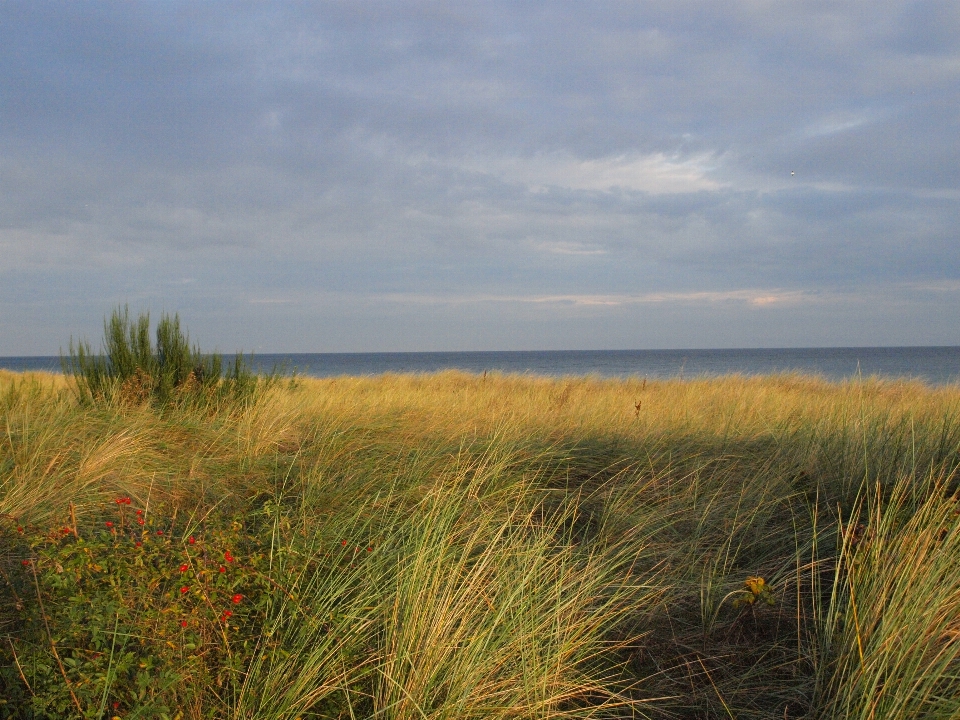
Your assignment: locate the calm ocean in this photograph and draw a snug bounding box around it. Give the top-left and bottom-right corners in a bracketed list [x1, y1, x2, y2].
[3, 347, 960, 385]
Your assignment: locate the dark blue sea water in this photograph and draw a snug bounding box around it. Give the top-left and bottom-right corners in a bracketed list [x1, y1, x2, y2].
[3, 347, 960, 385]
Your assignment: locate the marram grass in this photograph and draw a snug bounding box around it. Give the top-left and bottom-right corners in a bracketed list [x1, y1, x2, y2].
[1, 369, 960, 718]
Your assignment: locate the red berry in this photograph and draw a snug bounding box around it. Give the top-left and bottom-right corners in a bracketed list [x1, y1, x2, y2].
[137, 518, 145, 525]
[180, 620, 188, 627]
[105, 521, 114, 528]
[341, 540, 347, 546]
[21, 560, 30, 566]
[157, 530, 163, 535]
[135, 509, 143, 515]
[232, 593, 242, 604]
[180, 586, 189, 594]
[135, 541, 142, 547]
[188, 536, 196, 544]
[218, 565, 226, 573]
[179, 564, 189, 573]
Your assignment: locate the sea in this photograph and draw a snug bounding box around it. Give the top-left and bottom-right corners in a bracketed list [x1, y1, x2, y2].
[3, 347, 960, 385]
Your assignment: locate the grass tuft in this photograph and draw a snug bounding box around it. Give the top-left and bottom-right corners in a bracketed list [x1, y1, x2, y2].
[61, 306, 259, 409]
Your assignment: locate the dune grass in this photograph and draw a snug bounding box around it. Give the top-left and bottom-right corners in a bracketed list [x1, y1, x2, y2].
[2, 368, 960, 718]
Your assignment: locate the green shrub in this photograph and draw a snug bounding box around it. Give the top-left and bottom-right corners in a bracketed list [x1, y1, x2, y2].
[62, 307, 257, 407]
[0, 499, 374, 719]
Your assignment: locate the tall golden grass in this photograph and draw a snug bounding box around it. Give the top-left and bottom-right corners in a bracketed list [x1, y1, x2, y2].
[2, 368, 960, 718]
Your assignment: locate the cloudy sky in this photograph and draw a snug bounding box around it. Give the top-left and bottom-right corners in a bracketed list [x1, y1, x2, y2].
[2, 1, 959, 354]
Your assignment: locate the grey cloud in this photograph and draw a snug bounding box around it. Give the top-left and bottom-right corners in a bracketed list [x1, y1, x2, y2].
[1, 1, 958, 353]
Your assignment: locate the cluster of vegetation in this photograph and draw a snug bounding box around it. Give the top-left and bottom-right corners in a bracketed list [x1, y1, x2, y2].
[62, 307, 258, 408]
[2, 320, 960, 718]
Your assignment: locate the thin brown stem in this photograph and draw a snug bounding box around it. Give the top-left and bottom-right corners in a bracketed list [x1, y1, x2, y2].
[31, 564, 84, 716]
[6, 637, 33, 696]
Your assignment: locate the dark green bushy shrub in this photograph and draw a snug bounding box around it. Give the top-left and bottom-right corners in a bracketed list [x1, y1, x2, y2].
[62, 307, 257, 407]
[0, 504, 283, 718]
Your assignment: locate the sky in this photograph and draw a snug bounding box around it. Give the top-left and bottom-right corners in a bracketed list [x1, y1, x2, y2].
[2, 1, 959, 354]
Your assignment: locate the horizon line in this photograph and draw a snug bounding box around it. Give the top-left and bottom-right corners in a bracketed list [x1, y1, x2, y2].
[3, 344, 960, 359]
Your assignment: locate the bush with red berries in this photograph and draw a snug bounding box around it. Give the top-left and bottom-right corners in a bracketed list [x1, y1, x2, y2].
[0, 499, 287, 718]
